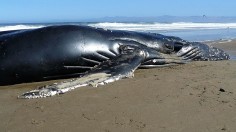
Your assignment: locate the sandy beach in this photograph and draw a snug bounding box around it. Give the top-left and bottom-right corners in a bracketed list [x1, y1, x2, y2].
[0, 40, 236, 132]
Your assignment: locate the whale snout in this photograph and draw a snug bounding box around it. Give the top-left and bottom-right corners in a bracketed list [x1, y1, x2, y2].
[176, 42, 230, 61]
[206, 46, 230, 60]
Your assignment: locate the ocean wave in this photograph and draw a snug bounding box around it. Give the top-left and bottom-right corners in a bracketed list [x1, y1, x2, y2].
[0, 25, 44, 32]
[1, 22, 236, 32]
[88, 22, 236, 31]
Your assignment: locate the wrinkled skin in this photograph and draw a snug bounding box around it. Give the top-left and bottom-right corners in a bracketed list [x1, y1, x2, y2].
[139, 35, 230, 68]
[154, 35, 229, 61]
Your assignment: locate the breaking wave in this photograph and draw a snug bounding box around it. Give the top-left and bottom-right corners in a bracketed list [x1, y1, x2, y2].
[1, 22, 236, 32]
[0, 25, 44, 32]
[88, 22, 236, 31]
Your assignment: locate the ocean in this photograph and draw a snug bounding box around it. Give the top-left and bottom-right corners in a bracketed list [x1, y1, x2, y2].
[1, 22, 236, 42]
[1, 22, 236, 59]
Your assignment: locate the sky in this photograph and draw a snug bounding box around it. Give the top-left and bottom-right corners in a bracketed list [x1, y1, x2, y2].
[1, 0, 236, 23]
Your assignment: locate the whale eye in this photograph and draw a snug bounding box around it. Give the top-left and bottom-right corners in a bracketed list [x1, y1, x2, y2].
[164, 43, 174, 50]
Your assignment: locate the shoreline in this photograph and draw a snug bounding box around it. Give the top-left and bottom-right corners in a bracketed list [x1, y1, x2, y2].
[0, 40, 236, 132]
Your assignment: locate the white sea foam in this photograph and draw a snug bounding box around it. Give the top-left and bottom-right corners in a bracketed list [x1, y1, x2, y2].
[1, 22, 236, 32]
[88, 22, 236, 31]
[0, 25, 44, 32]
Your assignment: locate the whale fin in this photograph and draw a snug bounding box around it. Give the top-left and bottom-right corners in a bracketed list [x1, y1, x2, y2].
[18, 45, 146, 99]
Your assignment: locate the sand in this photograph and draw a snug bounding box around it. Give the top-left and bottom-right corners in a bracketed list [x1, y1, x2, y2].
[0, 40, 236, 132]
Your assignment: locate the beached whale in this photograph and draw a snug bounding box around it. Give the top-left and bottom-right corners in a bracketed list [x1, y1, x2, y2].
[0, 25, 230, 98]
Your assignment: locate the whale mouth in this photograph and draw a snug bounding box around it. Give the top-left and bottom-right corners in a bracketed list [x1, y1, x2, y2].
[140, 42, 230, 68]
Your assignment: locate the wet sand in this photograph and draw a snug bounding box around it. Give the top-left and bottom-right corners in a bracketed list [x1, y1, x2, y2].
[0, 40, 236, 132]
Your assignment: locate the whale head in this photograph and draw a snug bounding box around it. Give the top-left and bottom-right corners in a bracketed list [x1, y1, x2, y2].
[140, 36, 230, 68]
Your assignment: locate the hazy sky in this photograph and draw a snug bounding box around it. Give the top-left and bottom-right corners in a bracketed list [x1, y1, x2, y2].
[1, 0, 236, 23]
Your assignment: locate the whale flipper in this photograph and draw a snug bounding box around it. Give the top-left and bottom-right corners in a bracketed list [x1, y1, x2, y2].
[19, 45, 146, 99]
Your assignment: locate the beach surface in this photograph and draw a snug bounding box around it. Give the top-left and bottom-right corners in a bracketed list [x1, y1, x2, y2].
[0, 40, 236, 132]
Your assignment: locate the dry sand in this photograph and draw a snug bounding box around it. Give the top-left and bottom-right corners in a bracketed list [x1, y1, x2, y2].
[0, 41, 236, 132]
